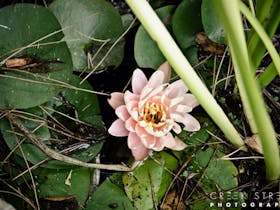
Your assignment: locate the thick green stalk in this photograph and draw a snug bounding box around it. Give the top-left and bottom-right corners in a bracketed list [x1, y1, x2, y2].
[213, 0, 280, 180]
[239, 1, 280, 76]
[125, 0, 245, 149]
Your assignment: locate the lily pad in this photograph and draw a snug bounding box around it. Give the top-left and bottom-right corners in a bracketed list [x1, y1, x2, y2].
[201, 0, 226, 43]
[172, 0, 203, 49]
[49, 0, 124, 71]
[0, 74, 105, 169]
[123, 152, 178, 210]
[134, 5, 176, 69]
[0, 4, 73, 109]
[188, 147, 242, 210]
[37, 167, 92, 209]
[86, 173, 134, 210]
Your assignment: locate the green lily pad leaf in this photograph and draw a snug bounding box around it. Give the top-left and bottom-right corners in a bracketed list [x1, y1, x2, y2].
[61, 74, 101, 122]
[188, 147, 242, 209]
[0, 108, 51, 165]
[172, 0, 203, 49]
[37, 167, 92, 209]
[121, 13, 134, 30]
[201, 0, 226, 43]
[0, 74, 104, 169]
[134, 5, 176, 69]
[0, 4, 73, 109]
[123, 152, 178, 210]
[86, 173, 134, 210]
[49, 0, 124, 71]
[182, 46, 199, 66]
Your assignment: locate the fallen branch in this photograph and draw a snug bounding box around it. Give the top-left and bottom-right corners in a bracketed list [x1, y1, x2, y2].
[8, 114, 132, 171]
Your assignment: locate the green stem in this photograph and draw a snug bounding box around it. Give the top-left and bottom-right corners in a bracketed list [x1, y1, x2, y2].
[248, 0, 280, 68]
[239, 1, 280, 76]
[258, 63, 278, 89]
[125, 0, 245, 150]
[255, 0, 273, 23]
[213, 0, 280, 180]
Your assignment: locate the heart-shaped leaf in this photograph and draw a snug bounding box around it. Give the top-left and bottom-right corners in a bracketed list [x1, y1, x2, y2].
[201, 0, 226, 43]
[49, 0, 124, 71]
[134, 5, 176, 69]
[0, 4, 73, 109]
[172, 0, 203, 49]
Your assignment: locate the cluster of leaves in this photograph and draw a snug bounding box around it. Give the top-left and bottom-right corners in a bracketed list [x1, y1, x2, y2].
[1, 0, 278, 209]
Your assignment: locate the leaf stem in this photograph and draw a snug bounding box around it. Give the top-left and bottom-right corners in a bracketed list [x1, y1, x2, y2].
[213, 0, 280, 180]
[125, 0, 245, 150]
[239, 1, 280, 76]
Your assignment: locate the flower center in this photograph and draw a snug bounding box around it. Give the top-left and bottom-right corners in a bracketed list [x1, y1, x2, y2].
[142, 102, 165, 125]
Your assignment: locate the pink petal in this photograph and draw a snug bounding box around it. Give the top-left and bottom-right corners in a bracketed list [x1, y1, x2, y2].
[157, 61, 171, 83]
[128, 132, 150, 160]
[174, 104, 191, 113]
[147, 70, 165, 89]
[166, 80, 188, 98]
[151, 137, 165, 151]
[169, 96, 184, 107]
[163, 133, 187, 150]
[115, 105, 130, 121]
[139, 85, 165, 107]
[132, 69, 148, 94]
[141, 135, 157, 149]
[172, 123, 182, 134]
[169, 137, 187, 151]
[108, 119, 129, 137]
[131, 146, 150, 161]
[125, 117, 137, 132]
[161, 132, 176, 149]
[135, 125, 156, 149]
[127, 132, 142, 149]
[181, 113, 201, 131]
[124, 91, 139, 104]
[126, 101, 138, 120]
[182, 93, 199, 110]
[108, 92, 124, 109]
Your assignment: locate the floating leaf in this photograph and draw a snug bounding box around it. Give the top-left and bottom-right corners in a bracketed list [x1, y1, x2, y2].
[134, 5, 176, 69]
[172, 0, 203, 49]
[0, 4, 73, 109]
[50, 0, 124, 71]
[86, 173, 134, 210]
[0, 107, 51, 166]
[123, 152, 178, 210]
[0, 75, 104, 169]
[201, 0, 226, 43]
[37, 167, 92, 209]
[187, 147, 242, 210]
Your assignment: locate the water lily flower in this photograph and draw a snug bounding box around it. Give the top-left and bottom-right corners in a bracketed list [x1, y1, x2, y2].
[108, 62, 200, 160]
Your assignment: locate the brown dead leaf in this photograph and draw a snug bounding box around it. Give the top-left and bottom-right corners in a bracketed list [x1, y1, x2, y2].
[195, 32, 226, 55]
[245, 134, 263, 154]
[5, 57, 32, 68]
[161, 190, 186, 210]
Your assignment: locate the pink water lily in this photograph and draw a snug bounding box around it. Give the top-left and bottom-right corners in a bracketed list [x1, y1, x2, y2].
[108, 62, 200, 160]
